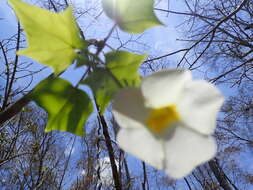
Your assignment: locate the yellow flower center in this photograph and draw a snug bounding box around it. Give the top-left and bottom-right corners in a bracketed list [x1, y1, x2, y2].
[146, 105, 180, 134]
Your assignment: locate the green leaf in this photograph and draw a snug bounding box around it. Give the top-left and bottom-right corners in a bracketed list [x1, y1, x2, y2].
[106, 51, 148, 87]
[82, 69, 119, 113]
[28, 77, 93, 136]
[82, 51, 147, 112]
[9, 0, 86, 74]
[102, 0, 162, 33]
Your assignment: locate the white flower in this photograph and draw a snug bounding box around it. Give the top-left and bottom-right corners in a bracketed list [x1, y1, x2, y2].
[112, 69, 224, 178]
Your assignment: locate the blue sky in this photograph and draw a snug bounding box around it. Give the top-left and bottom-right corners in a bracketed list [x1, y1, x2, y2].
[0, 0, 188, 87]
[0, 0, 209, 188]
[2, 0, 250, 189]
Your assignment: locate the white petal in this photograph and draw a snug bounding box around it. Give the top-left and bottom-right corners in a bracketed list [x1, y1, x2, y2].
[141, 69, 192, 108]
[164, 126, 216, 178]
[117, 128, 164, 169]
[112, 88, 151, 129]
[177, 80, 224, 135]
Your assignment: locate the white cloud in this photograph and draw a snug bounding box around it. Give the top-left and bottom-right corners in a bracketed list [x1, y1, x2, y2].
[96, 157, 119, 187]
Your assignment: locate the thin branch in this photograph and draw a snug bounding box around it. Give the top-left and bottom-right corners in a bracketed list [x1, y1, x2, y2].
[210, 57, 253, 83]
[184, 177, 193, 190]
[2, 22, 21, 109]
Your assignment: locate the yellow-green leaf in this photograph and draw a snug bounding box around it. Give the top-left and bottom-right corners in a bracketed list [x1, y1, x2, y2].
[102, 0, 162, 33]
[82, 68, 119, 113]
[9, 0, 86, 74]
[106, 51, 148, 87]
[82, 51, 147, 112]
[28, 77, 93, 136]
